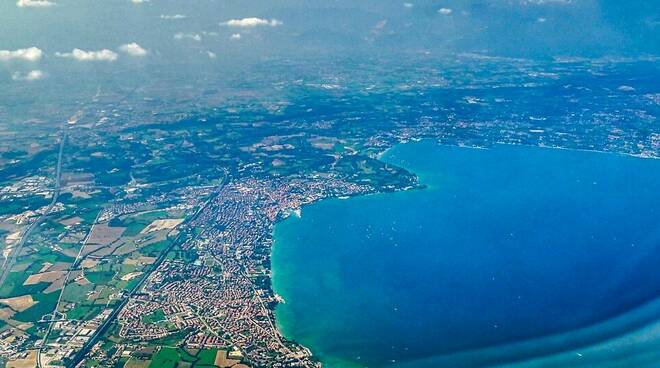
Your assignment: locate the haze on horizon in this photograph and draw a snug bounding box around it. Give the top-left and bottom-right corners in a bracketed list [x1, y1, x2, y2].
[1, 0, 658, 80]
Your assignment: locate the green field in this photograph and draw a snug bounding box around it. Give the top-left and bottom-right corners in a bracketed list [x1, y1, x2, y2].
[85, 270, 116, 284]
[13, 291, 59, 323]
[196, 349, 218, 366]
[145, 347, 220, 368]
[112, 210, 169, 237]
[147, 346, 202, 368]
[142, 309, 166, 324]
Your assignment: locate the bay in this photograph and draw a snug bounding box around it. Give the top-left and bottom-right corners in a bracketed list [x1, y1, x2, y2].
[272, 141, 660, 367]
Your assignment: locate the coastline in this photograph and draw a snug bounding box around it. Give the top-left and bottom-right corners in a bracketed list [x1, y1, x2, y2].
[269, 141, 424, 367]
[268, 140, 660, 368]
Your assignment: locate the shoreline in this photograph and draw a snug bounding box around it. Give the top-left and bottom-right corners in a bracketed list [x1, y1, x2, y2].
[267, 140, 660, 368]
[268, 141, 423, 367]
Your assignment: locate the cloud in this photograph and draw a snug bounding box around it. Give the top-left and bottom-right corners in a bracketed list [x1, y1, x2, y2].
[438, 8, 453, 15]
[160, 14, 186, 20]
[0, 47, 43, 62]
[119, 42, 147, 56]
[206, 51, 216, 59]
[220, 17, 282, 27]
[16, 0, 55, 7]
[11, 70, 45, 81]
[403, 3, 414, 8]
[174, 33, 202, 41]
[131, 0, 149, 3]
[55, 49, 118, 61]
[230, 33, 241, 40]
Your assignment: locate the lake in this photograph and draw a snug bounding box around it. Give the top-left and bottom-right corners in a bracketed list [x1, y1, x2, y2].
[272, 141, 660, 367]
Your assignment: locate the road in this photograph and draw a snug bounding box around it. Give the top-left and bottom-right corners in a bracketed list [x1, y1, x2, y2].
[38, 211, 102, 368]
[0, 130, 66, 288]
[66, 169, 228, 367]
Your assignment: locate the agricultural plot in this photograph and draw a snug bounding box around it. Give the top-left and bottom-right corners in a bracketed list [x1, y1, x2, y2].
[130, 347, 232, 368]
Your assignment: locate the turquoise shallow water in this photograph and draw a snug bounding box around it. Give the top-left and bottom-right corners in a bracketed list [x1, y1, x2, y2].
[272, 142, 660, 368]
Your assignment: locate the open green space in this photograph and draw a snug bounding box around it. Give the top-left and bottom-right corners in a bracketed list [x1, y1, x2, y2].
[142, 309, 166, 324]
[148, 347, 181, 368]
[196, 349, 218, 366]
[13, 291, 59, 323]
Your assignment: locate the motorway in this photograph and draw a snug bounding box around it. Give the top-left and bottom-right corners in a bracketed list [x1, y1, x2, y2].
[0, 131, 66, 288]
[66, 169, 228, 367]
[37, 211, 102, 368]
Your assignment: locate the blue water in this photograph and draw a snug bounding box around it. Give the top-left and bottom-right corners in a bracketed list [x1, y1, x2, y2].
[272, 142, 660, 367]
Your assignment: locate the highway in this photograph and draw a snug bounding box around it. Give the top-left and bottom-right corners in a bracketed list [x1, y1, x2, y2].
[66, 169, 228, 367]
[0, 130, 66, 288]
[38, 211, 102, 368]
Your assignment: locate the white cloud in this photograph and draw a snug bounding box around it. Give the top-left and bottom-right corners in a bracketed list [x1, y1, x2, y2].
[174, 33, 202, 41]
[403, 3, 414, 8]
[230, 33, 241, 40]
[206, 51, 216, 59]
[11, 70, 45, 81]
[131, 0, 149, 3]
[16, 0, 55, 7]
[119, 42, 147, 56]
[438, 8, 453, 15]
[160, 14, 186, 20]
[55, 49, 118, 62]
[0, 47, 43, 62]
[220, 18, 282, 27]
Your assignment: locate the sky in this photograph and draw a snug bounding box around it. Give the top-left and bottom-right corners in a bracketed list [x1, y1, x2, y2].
[1, 0, 658, 59]
[0, 0, 658, 124]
